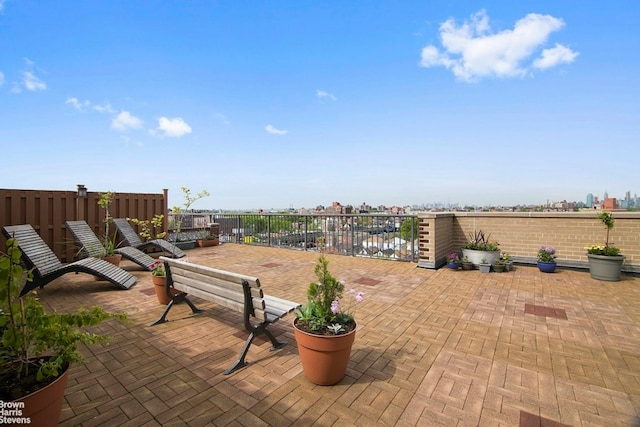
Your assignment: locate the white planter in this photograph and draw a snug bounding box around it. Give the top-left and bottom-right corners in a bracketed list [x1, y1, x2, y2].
[462, 249, 500, 267]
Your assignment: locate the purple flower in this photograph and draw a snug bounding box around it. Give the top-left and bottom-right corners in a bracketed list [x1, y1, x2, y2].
[356, 292, 364, 303]
[331, 299, 340, 314]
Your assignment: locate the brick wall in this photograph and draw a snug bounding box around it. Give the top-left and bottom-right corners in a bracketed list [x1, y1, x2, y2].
[419, 211, 640, 273]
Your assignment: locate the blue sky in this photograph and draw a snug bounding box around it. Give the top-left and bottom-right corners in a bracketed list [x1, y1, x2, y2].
[1, 1, 638, 210]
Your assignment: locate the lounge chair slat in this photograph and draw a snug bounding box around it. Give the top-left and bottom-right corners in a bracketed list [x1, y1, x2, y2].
[112, 218, 186, 258]
[3, 224, 137, 296]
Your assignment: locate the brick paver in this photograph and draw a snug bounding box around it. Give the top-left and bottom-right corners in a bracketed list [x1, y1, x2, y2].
[35, 244, 640, 426]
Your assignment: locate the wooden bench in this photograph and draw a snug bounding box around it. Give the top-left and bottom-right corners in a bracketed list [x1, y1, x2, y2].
[150, 256, 300, 375]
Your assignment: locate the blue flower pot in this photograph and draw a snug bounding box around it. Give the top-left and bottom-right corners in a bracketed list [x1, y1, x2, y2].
[447, 261, 460, 270]
[537, 261, 556, 273]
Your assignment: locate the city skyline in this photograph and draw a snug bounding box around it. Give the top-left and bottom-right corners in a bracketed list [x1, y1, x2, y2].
[1, 1, 638, 210]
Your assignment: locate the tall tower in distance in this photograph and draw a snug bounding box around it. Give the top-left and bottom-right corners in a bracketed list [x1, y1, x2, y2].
[604, 190, 609, 199]
[586, 193, 594, 208]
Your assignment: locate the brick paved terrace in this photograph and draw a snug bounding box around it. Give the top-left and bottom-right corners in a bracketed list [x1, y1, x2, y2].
[38, 244, 640, 426]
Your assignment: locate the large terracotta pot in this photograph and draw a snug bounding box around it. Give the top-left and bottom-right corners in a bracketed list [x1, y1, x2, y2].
[102, 254, 122, 266]
[152, 275, 170, 304]
[13, 362, 69, 427]
[587, 254, 625, 281]
[293, 320, 356, 386]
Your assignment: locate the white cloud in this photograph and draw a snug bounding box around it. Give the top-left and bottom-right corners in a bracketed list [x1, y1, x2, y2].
[93, 103, 116, 114]
[111, 111, 143, 131]
[65, 97, 90, 111]
[420, 10, 578, 81]
[265, 124, 288, 135]
[156, 117, 192, 137]
[316, 90, 337, 101]
[533, 43, 579, 69]
[0, 0, 5, 13]
[214, 113, 230, 125]
[23, 70, 46, 91]
[0, 71, 4, 86]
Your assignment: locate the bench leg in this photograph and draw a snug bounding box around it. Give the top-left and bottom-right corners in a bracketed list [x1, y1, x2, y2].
[263, 328, 287, 351]
[149, 294, 204, 327]
[224, 325, 288, 375]
[224, 332, 255, 375]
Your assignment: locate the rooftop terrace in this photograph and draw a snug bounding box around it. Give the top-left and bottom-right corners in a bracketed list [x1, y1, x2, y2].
[42, 244, 640, 426]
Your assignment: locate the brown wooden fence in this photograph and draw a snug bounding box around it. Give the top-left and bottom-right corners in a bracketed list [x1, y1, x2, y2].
[0, 187, 167, 262]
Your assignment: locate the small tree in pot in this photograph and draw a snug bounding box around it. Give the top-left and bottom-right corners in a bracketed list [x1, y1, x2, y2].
[293, 256, 364, 385]
[0, 237, 127, 425]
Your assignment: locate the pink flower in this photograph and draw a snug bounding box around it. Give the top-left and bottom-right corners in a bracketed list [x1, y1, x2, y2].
[331, 299, 340, 314]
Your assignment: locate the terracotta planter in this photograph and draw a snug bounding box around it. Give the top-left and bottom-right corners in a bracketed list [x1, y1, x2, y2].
[13, 362, 69, 427]
[151, 275, 178, 304]
[293, 320, 356, 386]
[587, 254, 625, 281]
[197, 239, 219, 247]
[102, 254, 122, 266]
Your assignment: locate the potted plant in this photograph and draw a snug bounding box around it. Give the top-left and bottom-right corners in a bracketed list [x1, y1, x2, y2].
[128, 214, 167, 242]
[96, 191, 121, 266]
[171, 187, 210, 250]
[149, 260, 178, 305]
[462, 230, 500, 267]
[478, 258, 491, 273]
[293, 256, 364, 385]
[445, 252, 461, 270]
[585, 211, 625, 281]
[537, 246, 557, 273]
[195, 230, 219, 248]
[492, 257, 506, 273]
[0, 238, 126, 426]
[500, 252, 513, 271]
[461, 256, 474, 270]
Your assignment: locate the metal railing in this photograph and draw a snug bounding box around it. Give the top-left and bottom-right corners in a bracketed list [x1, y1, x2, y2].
[168, 212, 419, 262]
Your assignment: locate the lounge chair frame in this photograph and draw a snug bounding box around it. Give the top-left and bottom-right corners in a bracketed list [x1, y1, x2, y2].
[112, 218, 185, 258]
[3, 224, 137, 296]
[65, 220, 156, 271]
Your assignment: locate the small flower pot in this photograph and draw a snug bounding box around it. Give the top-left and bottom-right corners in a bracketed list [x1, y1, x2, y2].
[537, 261, 557, 273]
[479, 263, 491, 273]
[461, 262, 474, 271]
[446, 261, 460, 270]
[492, 264, 505, 273]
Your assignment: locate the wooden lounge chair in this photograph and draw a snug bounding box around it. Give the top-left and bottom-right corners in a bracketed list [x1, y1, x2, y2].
[65, 220, 156, 271]
[112, 218, 185, 258]
[3, 224, 137, 296]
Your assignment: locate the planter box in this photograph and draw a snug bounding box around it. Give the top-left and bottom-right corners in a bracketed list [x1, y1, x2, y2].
[197, 239, 219, 247]
[462, 249, 500, 267]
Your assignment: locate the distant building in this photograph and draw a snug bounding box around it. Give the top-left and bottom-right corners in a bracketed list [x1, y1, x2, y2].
[603, 198, 618, 210]
[325, 201, 352, 215]
[586, 193, 594, 208]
